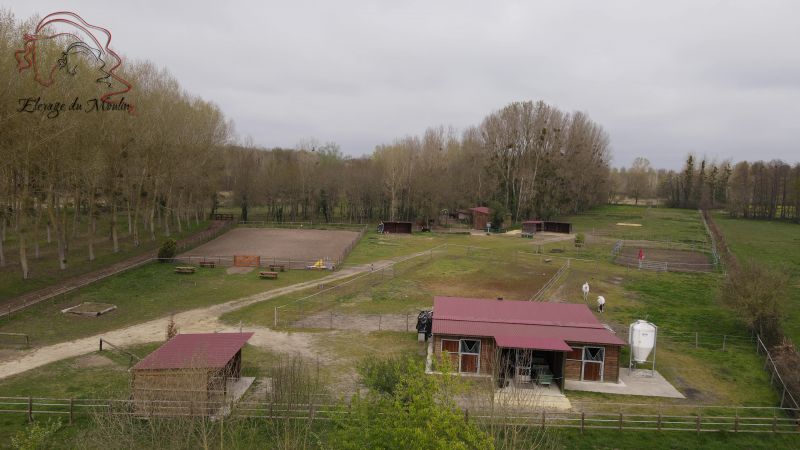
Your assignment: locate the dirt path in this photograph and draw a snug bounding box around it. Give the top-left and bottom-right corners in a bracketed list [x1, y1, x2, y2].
[0, 220, 233, 318]
[0, 254, 416, 380]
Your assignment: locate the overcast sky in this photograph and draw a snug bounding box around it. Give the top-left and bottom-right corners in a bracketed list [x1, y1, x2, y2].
[10, 0, 800, 168]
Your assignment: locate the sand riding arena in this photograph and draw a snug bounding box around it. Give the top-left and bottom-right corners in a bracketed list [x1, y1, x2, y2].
[178, 227, 363, 269]
[612, 240, 717, 273]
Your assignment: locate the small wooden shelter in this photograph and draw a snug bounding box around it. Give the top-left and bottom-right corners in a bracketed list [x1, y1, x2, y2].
[379, 221, 413, 234]
[469, 207, 491, 230]
[131, 332, 253, 415]
[522, 220, 573, 235]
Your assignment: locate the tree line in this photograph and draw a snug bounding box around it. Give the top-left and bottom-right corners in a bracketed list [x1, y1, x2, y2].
[612, 154, 800, 221]
[225, 100, 611, 225]
[0, 11, 230, 279]
[2, 11, 613, 282]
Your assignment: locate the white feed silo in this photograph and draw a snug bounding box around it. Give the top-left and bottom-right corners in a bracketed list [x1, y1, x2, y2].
[628, 320, 657, 376]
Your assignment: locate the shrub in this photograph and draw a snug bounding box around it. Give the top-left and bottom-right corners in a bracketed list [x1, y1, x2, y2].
[720, 261, 789, 345]
[11, 419, 61, 450]
[157, 238, 178, 261]
[357, 355, 420, 396]
[575, 232, 586, 247]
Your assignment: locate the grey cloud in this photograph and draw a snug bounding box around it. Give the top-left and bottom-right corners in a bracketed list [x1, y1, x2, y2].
[12, 0, 800, 168]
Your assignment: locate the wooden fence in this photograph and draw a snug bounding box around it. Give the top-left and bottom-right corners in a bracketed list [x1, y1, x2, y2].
[0, 396, 797, 434]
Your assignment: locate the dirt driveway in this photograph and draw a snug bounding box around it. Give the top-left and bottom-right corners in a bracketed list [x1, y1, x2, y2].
[0, 255, 421, 380]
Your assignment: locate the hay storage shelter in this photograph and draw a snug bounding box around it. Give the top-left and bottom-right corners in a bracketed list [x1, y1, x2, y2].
[131, 332, 253, 415]
[430, 297, 625, 392]
[522, 221, 544, 235]
[543, 221, 572, 234]
[379, 221, 413, 234]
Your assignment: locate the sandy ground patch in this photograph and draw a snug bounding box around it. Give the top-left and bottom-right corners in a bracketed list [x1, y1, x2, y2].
[71, 353, 118, 369]
[293, 313, 412, 332]
[181, 228, 360, 264]
[226, 266, 254, 275]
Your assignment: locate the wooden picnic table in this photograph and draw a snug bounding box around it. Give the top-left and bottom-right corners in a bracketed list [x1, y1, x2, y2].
[199, 261, 216, 268]
[174, 266, 196, 274]
[259, 271, 279, 279]
[268, 264, 286, 272]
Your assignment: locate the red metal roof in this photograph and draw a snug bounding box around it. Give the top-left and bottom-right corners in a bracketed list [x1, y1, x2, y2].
[432, 297, 626, 347]
[133, 332, 254, 371]
[469, 207, 490, 215]
[494, 335, 573, 351]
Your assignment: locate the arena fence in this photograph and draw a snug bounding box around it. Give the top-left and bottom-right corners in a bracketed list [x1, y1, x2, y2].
[0, 396, 797, 434]
[609, 240, 718, 273]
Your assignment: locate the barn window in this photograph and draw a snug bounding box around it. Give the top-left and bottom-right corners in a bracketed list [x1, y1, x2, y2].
[440, 338, 481, 374]
[459, 339, 480, 374]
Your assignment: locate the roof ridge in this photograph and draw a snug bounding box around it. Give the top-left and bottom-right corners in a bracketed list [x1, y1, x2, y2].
[435, 316, 605, 329]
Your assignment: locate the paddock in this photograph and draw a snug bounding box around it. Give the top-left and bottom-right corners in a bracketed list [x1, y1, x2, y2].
[614, 246, 715, 273]
[178, 227, 361, 269]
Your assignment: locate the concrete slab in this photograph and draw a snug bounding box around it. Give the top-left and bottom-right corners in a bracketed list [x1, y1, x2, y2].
[214, 376, 255, 418]
[565, 369, 684, 398]
[495, 383, 572, 411]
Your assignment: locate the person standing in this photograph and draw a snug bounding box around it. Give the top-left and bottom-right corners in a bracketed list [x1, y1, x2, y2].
[597, 295, 606, 313]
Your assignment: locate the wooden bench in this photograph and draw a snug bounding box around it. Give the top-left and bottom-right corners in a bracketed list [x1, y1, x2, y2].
[268, 264, 286, 272]
[199, 261, 216, 268]
[174, 266, 196, 274]
[259, 271, 279, 279]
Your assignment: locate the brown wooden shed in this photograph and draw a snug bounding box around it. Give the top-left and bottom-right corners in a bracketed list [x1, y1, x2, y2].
[131, 332, 253, 415]
[469, 207, 491, 230]
[543, 221, 573, 234]
[380, 221, 413, 234]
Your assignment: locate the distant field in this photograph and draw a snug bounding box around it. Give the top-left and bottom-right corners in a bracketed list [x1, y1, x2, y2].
[559, 205, 707, 243]
[712, 213, 800, 344]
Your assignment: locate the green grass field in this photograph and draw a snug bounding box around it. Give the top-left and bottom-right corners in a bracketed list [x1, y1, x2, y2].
[560, 205, 707, 243]
[0, 216, 209, 302]
[713, 213, 800, 344]
[0, 205, 793, 448]
[0, 263, 328, 346]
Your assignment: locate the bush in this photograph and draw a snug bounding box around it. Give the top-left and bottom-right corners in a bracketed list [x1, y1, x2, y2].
[357, 355, 420, 395]
[335, 355, 494, 449]
[157, 238, 178, 261]
[720, 261, 789, 345]
[11, 419, 61, 450]
[575, 232, 586, 247]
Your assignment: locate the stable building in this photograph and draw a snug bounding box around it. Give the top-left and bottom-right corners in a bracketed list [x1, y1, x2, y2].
[430, 297, 625, 392]
[131, 332, 253, 415]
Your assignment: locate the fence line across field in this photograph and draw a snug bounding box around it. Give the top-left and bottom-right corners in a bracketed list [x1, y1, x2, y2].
[529, 259, 570, 301]
[0, 396, 797, 434]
